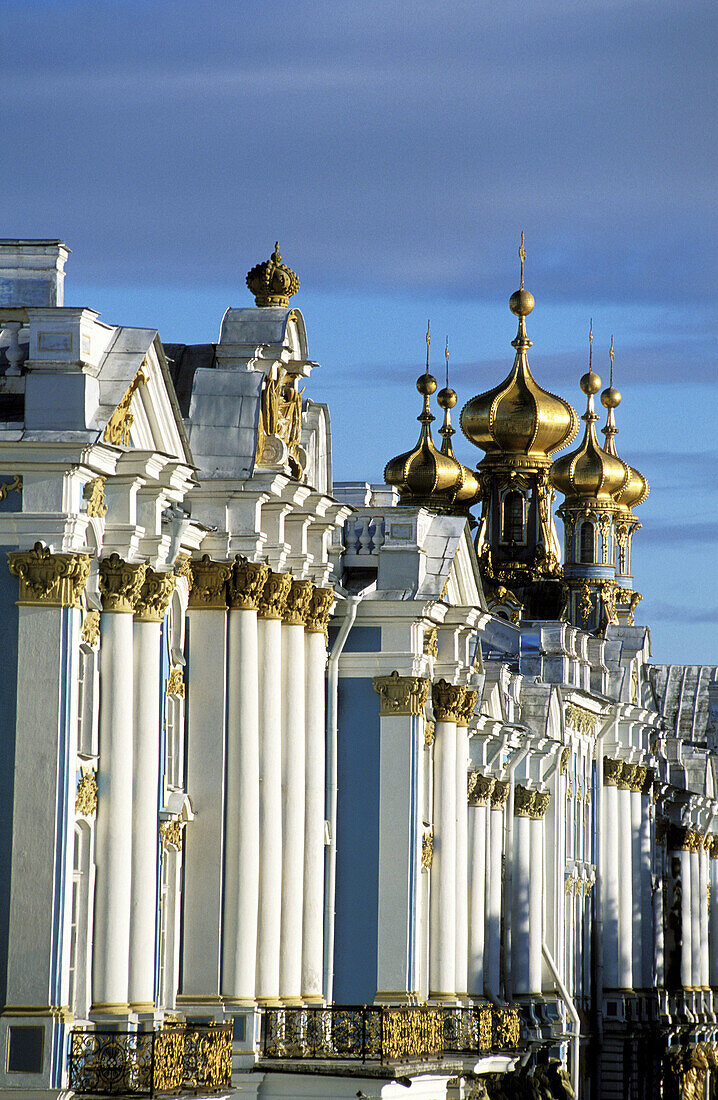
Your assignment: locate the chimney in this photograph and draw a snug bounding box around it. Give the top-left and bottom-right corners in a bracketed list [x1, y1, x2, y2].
[0, 240, 70, 308]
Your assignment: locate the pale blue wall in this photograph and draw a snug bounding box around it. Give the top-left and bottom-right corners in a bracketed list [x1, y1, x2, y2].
[0, 549, 19, 1009]
[332, 676, 380, 1003]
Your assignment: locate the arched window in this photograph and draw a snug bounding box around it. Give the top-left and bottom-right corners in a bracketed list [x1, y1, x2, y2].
[501, 491, 524, 545]
[580, 522, 594, 564]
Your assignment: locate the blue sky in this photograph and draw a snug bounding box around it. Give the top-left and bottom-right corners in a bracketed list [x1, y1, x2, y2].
[4, 0, 717, 663]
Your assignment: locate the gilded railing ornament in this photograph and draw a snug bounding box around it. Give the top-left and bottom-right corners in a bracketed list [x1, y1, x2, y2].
[456, 688, 478, 728]
[229, 556, 269, 611]
[306, 585, 335, 637]
[284, 578, 314, 625]
[99, 554, 147, 614]
[468, 772, 495, 806]
[257, 570, 293, 620]
[102, 366, 148, 447]
[81, 609, 100, 646]
[565, 703, 599, 736]
[75, 769, 98, 817]
[381, 1007, 443, 1062]
[514, 784, 551, 819]
[160, 819, 185, 851]
[423, 626, 438, 658]
[490, 779, 510, 809]
[187, 556, 232, 610]
[84, 476, 107, 518]
[0, 474, 22, 501]
[421, 830, 434, 870]
[166, 667, 185, 697]
[432, 679, 466, 723]
[424, 719, 435, 746]
[373, 670, 430, 717]
[135, 568, 176, 622]
[8, 542, 91, 608]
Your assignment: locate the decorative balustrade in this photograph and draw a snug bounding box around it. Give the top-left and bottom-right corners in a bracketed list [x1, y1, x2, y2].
[343, 513, 387, 557]
[68, 1023, 233, 1096]
[262, 1004, 521, 1064]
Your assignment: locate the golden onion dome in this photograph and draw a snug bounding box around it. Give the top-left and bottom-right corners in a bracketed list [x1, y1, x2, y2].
[460, 245, 578, 462]
[385, 328, 479, 513]
[600, 341, 649, 511]
[551, 365, 629, 503]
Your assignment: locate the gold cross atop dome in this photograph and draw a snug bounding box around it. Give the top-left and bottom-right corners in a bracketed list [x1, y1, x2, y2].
[519, 231, 526, 290]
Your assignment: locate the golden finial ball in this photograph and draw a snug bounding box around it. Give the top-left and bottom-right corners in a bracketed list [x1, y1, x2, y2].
[417, 372, 437, 396]
[509, 288, 535, 316]
[601, 386, 622, 409]
[436, 386, 457, 410]
[580, 371, 602, 395]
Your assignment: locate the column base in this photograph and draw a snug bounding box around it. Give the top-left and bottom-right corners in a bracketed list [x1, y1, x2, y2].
[128, 1002, 156, 1014]
[280, 996, 304, 1007]
[91, 1002, 132, 1016]
[374, 991, 421, 1005]
[256, 997, 283, 1008]
[302, 995, 326, 1005]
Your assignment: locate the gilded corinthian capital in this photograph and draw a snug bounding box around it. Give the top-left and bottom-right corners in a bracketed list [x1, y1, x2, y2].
[187, 556, 232, 610]
[99, 554, 148, 613]
[8, 542, 90, 608]
[306, 586, 335, 636]
[468, 772, 495, 806]
[284, 578, 314, 625]
[135, 569, 176, 622]
[490, 779, 510, 809]
[515, 784, 551, 819]
[257, 570, 292, 620]
[603, 756, 623, 787]
[228, 556, 269, 611]
[432, 679, 466, 723]
[373, 670, 430, 716]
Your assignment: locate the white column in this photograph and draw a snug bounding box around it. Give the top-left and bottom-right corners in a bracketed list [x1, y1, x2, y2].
[302, 590, 333, 1002]
[601, 761, 620, 989]
[468, 776, 491, 998]
[512, 800, 531, 996]
[455, 713, 471, 998]
[94, 556, 146, 1012]
[675, 843, 693, 989]
[256, 571, 291, 1003]
[691, 842, 702, 989]
[222, 559, 267, 1003]
[709, 843, 718, 988]
[529, 806, 547, 995]
[630, 784, 643, 989]
[430, 681, 464, 999]
[485, 783, 508, 998]
[639, 775, 654, 989]
[699, 839, 710, 989]
[279, 579, 311, 1003]
[181, 557, 231, 1001]
[617, 778, 633, 989]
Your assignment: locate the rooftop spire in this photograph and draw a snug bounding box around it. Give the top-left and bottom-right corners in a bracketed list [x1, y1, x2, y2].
[519, 230, 526, 290]
[437, 335, 458, 458]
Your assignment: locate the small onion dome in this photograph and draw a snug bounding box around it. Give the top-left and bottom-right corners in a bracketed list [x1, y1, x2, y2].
[601, 384, 649, 510]
[460, 287, 578, 460]
[246, 242, 300, 307]
[385, 372, 478, 512]
[436, 385, 481, 507]
[551, 371, 629, 502]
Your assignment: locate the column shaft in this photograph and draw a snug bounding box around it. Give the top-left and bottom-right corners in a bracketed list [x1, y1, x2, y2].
[468, 802, 487, 997]
[485, 803, 504, 998]
[678, 848, 693, 989]
[303, 630, 327, 1001]
[602, 782, 620, 989]
[617, 786, 633, 989]
[256, 616, 283, 1001]
[129, 619, 161, 1010]
[512, 815, 531, 995]
[222, 607, 260, 1001]
[630, 789, 643, 987]
[699, 845, 710, 988]
[429, 719, 457, 998]
[691, 848, 701, 989]
[455, 723, 469, 996]
[280, 620, 306, 1002]
[529, 817, 544, 994]
[710, 853, 718, 988]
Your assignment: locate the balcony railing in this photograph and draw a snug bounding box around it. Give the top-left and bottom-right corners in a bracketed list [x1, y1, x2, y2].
[262, 1004, 521, 1064]
[68, 1023, 233, 1096]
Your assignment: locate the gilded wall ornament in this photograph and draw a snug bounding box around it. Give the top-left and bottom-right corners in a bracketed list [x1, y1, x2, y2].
[431, 679, 466, 723]
[421, 831, 434, 870]
[255, 365, 306, 479]
[84, 477, 108, 518]
[373, 670, 430, 717]
[559, 745, 571, 773]
[257, 570, 292, 620]
[424, 719, 435, 746]
[81, 609, 100, 647]
[135, 568, 176, 623]
[102, 367, 148, 446]
[565, 703, 599, 736]
[490, 779, 510, 809]
[423, 626, 438, 658]
[99, 554, 147, 614]
[284, 578, 314, 625]
[228, 556, 269, 611]
[75, 769, 98, 817]
[305, 586, 335, 637]
[578, 582, 593, 625]
[0, 474, 22, 501]
[174, 555, 193, 590]
[468, 772, 495, 807]
[455, 688, 478, 728]
[514, 784, 551, 819]
[187, 556, 232, 611]
[8, 542, 91, 608]
[166, 667, 185, 697]
[160, 819, 184, 851]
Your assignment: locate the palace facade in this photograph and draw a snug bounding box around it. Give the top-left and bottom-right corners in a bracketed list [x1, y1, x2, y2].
[0, 239, 716, 1100]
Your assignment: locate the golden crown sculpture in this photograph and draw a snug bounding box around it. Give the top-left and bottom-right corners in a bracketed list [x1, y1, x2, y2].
[246, 242, 300, 307]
